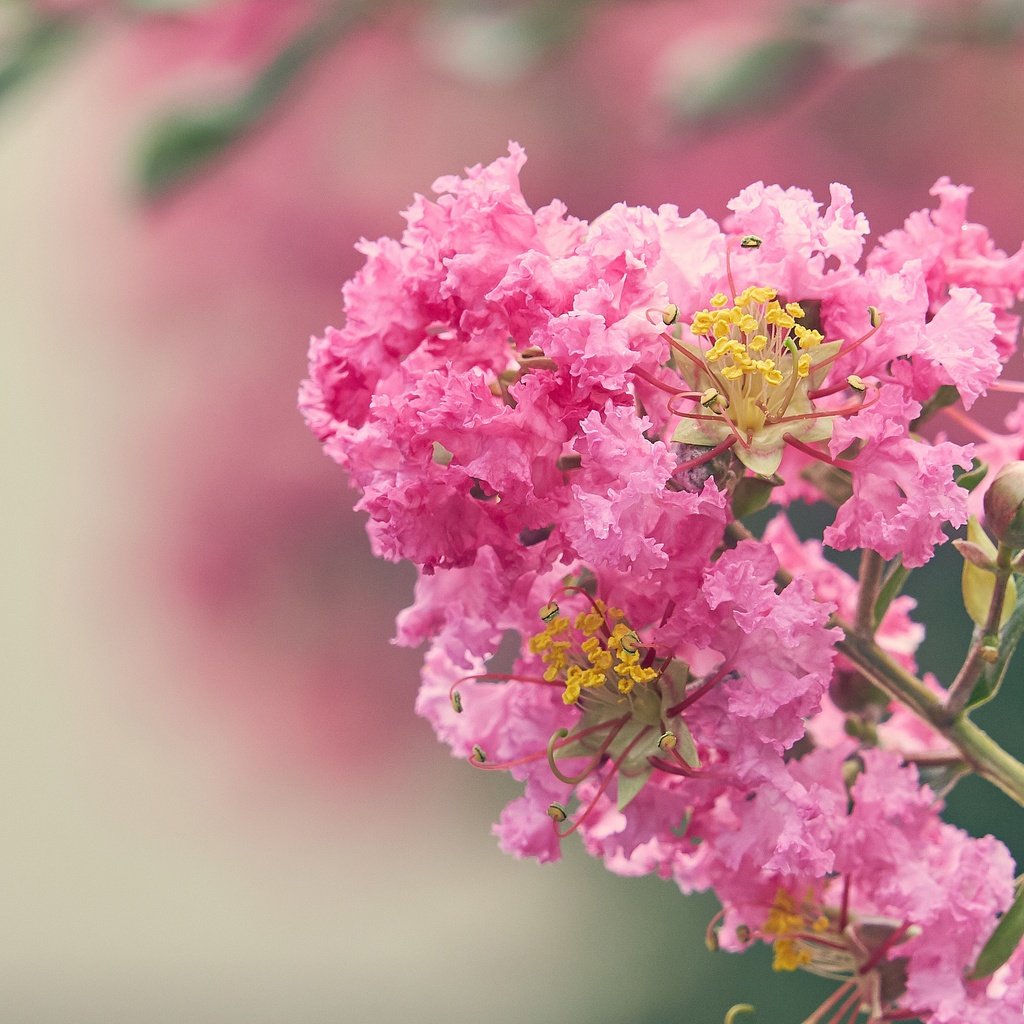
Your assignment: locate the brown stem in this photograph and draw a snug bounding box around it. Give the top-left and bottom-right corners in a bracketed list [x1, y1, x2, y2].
[837, 618, 1024, 807]
[723, 521, 1024, 805]
[855, 550, 885, 637]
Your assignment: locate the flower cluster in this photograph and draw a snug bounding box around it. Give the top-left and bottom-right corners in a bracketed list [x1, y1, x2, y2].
[301, 146, 1024, 1022]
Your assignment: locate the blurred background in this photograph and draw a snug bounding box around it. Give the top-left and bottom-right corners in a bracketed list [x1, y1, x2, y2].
[3, 1, 1024, 1021]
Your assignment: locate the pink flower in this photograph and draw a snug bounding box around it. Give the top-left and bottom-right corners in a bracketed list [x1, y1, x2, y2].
[825, 386, 973, 568]
[302, 152, 1022, 1016]
[869, 177, 1024, 359]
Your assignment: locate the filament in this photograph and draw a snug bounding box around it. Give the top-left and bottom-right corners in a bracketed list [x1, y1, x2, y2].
[555, 726, 652, 838]
[667, 664, 732, 717]
[782, 433, 836, 465]
[671, 436, 738, 475]
[547, 716, 628, 785]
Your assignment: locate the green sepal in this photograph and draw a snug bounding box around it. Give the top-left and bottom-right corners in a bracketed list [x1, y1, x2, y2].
[731, 475, 781, 519]
[617, 763, 653, 812]
[137, 3, 365, 198]
[961, 517, 1016, 631]
[674, 718, 701, 769]
[969, 879, 1024, 979]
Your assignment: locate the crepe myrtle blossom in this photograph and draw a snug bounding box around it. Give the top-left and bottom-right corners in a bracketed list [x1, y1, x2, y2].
[301, 146, 1018, 577]
[301, 148, 1024, 1021]
[706, 750, 1020, 1024]
[578, 746, 1019, 1024]
[414, 540, 837, 864]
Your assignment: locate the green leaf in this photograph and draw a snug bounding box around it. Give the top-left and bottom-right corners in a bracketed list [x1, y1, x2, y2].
[911, 384, 960, 431]
[872, 557, 908, 627]
[123, 0, 213, 11]
[670, 36, 827, 128]
[969, 880, 1024, 979]
[137, 105, 248, 199]
[137, 2, 368, 198]
[957, 457, 989, 493]
[0, 15, 81, 103]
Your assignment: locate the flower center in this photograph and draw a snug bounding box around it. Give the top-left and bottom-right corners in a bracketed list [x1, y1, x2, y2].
[691, 287, 821, 436]
[528, 599, 660, 708]
[669, 285, 841, 476]
[758, 888, 916, 1024]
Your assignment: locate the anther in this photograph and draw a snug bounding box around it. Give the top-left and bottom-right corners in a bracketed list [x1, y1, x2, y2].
[658, 731, 677, 752]
[451, 691, 463, 713]
[735, 924, 751, 943]
[847, 375, 866, 392]
[539, 602, 560, 623]
[700, 387, 724, 410]
[472, 745, 486, 763]
[740, 235, 763, 249]
[868, 305, 882, 329]
[547, 803, 568, 823]
[663, 303, 680, 326]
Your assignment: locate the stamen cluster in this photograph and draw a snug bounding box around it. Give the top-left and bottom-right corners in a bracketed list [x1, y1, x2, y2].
[528, 600, 657, 705]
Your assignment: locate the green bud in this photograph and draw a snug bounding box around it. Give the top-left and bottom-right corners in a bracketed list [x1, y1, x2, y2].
[983, 462, 1024, 549]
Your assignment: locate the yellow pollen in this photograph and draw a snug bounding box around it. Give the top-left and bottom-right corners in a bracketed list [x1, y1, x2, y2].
[766, 306, 795, 330]
[575, 610, 605, 635]
[772, 938, 812, 972]
[794, 325, 823, 349]
[609, 624, 641, 654]
[672, 282, 843, 476]
[756, 360, 783, 386]
[690, 311, 714, 335]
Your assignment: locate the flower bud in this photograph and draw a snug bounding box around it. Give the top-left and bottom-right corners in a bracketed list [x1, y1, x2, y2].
[983, 462, 1024, 548]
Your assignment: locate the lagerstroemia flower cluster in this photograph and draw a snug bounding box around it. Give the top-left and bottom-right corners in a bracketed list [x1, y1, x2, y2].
[301, 146, 1024, 1023]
